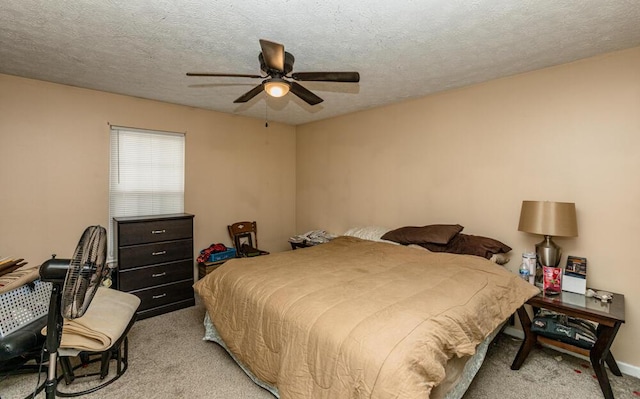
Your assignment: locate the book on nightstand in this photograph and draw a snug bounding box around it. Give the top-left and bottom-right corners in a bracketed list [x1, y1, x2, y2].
[563, 256, 587, 295]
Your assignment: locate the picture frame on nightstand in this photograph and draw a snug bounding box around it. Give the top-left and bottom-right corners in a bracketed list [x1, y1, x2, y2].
[563, 255, 587, 295]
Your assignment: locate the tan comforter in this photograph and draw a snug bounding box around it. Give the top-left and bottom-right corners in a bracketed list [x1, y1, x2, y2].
[194, 236, 538, 399]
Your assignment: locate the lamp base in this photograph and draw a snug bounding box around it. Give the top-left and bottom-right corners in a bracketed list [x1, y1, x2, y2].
[536, 235, 562, 267]
[534, 235, 562, 286]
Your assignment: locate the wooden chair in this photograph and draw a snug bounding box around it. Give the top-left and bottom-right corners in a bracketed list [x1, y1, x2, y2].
[227, 221, 270, 257]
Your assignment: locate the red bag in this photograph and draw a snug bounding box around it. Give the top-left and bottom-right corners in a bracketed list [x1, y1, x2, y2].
[197, 243, 227, 263]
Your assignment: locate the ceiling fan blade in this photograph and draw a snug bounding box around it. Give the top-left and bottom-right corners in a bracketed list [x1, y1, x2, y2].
[189, 83, 257, 88]
[187, 72, 262, 78]
[233, 84, 264, 103]
[291, 72, 360, 82]
[289, 82, 323, 105]
[259, 39, 285, 72]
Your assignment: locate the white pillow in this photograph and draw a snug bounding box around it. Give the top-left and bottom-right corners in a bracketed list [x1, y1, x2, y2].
[343, 226, 392, 242]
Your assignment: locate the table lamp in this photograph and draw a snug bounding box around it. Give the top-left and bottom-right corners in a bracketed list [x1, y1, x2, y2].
[517, 201, 578, 267]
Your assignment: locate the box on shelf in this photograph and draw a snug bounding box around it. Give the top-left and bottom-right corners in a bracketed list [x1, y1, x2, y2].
[208, 247, 236, 262]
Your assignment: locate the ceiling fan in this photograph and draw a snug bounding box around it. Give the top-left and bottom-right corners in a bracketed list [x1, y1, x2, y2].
[186, 39, 360, 106]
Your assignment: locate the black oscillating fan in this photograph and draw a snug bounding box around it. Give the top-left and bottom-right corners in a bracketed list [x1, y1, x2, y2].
[40, 225, 108, 399]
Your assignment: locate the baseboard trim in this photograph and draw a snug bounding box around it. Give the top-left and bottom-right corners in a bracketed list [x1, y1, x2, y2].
[503, 326, 640, 379]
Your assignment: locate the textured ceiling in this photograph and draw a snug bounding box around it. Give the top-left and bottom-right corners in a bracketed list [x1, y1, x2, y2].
[2, 1, 640, 126]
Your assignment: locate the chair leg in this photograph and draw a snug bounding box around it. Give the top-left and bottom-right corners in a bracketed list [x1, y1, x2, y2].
[79, 353, 90, 365]
[100, 349, 113, 379]
[115, 336, 129, 376]
[59, 356, 75, 385]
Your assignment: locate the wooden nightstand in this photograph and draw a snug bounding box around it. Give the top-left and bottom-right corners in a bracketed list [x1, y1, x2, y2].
[511, 290, 625, 399]
[197, 260, 229, 280]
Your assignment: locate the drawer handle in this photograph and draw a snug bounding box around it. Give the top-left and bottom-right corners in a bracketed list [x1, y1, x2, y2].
[151, 229, 166, 234]
[152, 251, 167, 256]
[152, 293, 167, 300]
[151, 272, 166, 278]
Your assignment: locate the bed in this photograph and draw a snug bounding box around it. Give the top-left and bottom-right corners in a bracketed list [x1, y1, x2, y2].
[193, 232, 539, 399]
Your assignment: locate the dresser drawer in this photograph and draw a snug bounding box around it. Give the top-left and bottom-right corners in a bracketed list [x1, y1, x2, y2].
[118, 239, 193, 270]
[130, 280, 194, 312]
[118, 217, 193, 246]
[118, 260, 193, 292]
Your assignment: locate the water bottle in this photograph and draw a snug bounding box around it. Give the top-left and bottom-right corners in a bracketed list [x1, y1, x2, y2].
[523, 252, 537, 284]
[519, 262, 530, 281]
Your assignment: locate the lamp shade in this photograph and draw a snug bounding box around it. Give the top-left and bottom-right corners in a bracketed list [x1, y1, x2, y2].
[518, 201, 578, 237]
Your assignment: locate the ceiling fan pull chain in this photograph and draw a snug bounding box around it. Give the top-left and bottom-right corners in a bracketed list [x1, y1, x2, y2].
[265, 102, 269, 128]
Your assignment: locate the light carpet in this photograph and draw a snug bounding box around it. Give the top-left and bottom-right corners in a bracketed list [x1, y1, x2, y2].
[2, 302, 639, 399]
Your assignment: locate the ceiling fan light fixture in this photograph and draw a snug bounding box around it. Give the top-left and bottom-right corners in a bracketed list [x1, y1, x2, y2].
[264, 79, 290, 98]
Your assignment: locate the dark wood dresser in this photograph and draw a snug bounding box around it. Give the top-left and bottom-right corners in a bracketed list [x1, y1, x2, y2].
[113, 213, 195, 319]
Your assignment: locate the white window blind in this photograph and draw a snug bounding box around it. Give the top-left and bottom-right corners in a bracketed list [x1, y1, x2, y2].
[108, 126, 185, 259]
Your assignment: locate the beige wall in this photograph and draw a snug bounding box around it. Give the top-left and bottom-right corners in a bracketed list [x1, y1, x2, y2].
[296, 47, 640, 367]
[0, 74, 296, 276]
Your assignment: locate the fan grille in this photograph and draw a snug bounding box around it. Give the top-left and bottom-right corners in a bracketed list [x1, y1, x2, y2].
[61, 225, 107, 319]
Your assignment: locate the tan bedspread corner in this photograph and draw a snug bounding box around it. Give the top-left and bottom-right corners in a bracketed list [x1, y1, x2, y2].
[194, 236, 539, 398]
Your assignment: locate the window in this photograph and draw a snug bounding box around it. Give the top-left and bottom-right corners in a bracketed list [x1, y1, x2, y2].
[108, 126, 185, 260]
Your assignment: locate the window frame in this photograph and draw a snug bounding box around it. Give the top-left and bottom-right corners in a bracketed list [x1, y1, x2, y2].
[108, 125, 185, 262]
